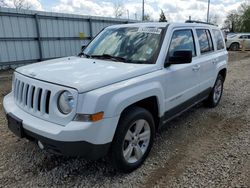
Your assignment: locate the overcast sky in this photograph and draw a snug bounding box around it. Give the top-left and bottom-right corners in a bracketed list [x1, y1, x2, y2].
[5, 0, 250, 25]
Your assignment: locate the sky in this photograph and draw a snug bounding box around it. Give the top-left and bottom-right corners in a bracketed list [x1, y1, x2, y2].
[3, 0, 250, 26]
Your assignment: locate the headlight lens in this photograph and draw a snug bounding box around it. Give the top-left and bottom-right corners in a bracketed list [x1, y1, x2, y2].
[58, 91, 75, 114]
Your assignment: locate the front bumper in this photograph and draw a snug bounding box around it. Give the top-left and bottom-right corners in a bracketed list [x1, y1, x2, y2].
[3, 93, 120, 159]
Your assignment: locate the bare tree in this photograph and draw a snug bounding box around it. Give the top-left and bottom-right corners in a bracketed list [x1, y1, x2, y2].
[209, 13, 219, 25]
[0, 0, 32, 9]
[113, 1, 124, 18]
[0, 0, 8, 7]
[143, 14, 151, 21]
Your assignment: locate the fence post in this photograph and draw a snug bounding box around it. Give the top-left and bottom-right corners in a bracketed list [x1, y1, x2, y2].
[89, 18, 93, 39]
[34, 14, 43, 61]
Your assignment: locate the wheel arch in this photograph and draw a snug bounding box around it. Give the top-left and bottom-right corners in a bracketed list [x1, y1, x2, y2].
[218, 68, 227, 82]
[119, 96, 160, 130]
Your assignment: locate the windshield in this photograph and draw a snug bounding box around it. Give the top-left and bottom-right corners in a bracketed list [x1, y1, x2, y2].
[83, 27, 165, 64]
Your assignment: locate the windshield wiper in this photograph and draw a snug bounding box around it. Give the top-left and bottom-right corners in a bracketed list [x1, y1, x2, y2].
[78, 52, 91, 58]
[91, 54, 127, 62]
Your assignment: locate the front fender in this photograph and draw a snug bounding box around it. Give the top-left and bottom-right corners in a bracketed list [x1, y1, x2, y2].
[77, 76, 165, 118]
[105, 81, 164, 117]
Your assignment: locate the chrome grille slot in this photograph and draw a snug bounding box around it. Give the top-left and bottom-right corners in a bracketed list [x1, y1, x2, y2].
[14, 78, 52, 115]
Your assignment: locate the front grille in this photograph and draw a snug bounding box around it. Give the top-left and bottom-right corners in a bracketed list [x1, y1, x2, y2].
[14, 78, 51, 115]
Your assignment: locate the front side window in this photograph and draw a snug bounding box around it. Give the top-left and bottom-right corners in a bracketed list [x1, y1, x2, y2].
[83, 27, 165, 64]
[196, 29, 214, 54]
[168, 29, 196, 57]
[213, 29, 225, 50]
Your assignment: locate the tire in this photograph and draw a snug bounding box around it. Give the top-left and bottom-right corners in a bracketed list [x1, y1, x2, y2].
[110, 106, 155, 173]
[230, 43, 239, 51]
[205, 74, 224, 108]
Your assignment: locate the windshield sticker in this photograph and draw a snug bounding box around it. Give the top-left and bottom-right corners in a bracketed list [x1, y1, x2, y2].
[138, 27, 162, 34]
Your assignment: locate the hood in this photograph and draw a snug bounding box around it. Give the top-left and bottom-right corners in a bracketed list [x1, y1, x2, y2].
[16, 57, 159, 93]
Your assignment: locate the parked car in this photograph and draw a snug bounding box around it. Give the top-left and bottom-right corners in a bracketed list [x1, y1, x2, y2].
[226, 33, 250, 51]
[3, 22, 228, 173]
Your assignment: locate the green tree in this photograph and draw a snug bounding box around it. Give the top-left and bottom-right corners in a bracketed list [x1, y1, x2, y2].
[224, 3, 250, 32]
[143, 14, 151, 21]
[240, 6, 250, 32]
[159, 9, 167, 22]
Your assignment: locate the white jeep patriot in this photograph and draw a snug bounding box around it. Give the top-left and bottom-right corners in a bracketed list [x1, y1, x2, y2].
[3, 22, 228, 172]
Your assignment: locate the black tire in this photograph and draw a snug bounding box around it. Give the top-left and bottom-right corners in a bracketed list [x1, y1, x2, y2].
[230, 43, 239, 51]
[110, 106, 155, 173]
[205, 74, 224, 108]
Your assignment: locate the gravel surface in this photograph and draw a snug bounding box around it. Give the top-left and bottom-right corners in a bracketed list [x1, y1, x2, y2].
[0, 52, 250, 187]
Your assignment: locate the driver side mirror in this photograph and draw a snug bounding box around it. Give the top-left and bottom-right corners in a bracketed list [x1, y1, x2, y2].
[167, 50, 192, 65]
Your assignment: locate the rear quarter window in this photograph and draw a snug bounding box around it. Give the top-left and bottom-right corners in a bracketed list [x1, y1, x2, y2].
[212, 29, 225, 50]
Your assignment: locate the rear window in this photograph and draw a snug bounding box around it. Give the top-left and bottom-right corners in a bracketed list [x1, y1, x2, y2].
[196, 29, 214, 54]
[213, 29, 225, 50]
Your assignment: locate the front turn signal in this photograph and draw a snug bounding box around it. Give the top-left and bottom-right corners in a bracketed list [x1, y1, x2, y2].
[74, 112, 104, 122]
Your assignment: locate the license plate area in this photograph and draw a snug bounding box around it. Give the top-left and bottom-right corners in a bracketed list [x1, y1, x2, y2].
[7, 113, 24, 138]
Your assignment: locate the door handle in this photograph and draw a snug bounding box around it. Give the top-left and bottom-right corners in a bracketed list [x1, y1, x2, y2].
[192, 65, 200, 71]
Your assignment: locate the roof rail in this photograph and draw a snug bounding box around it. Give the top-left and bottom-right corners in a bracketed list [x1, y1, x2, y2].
[185, 20, 217, 26]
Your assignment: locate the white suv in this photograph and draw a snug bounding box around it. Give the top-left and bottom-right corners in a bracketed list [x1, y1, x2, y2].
[3, 22, 228, 172]
[226, 33, 250, 50]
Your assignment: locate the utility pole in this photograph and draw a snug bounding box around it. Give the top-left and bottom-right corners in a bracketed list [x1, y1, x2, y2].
[142, 0, 145, 21]
[207, 0, 210, 22]
[127, 9, 130, 20]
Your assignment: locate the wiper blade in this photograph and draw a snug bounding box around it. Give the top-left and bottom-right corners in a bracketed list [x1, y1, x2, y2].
[91, 54, 127, 62]
[78, 52, 91, 58]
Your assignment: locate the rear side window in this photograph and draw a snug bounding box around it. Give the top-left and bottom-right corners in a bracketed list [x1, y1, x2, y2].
[239, 35, 248, 39]
[196, 29, 214, 54]
[213, 29, 225, 50]
[168, 29, 196, 57]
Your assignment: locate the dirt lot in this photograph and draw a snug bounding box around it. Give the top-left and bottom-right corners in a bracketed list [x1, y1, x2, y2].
[0, 52, 250, 187]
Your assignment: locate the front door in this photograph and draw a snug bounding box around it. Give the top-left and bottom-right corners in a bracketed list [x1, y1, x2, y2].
[163, 28, 201, 121]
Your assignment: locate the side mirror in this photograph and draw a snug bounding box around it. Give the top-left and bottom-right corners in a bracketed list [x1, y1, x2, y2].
[168, 50, 192, 65]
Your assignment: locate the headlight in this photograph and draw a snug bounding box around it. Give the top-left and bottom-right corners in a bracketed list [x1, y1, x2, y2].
[58, 91, 75, 114]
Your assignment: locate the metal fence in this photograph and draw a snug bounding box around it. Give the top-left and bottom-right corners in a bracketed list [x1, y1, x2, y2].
[0, 7, 135, 68]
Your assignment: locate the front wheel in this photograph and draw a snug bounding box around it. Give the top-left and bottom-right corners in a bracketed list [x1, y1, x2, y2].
[110, 107, 155, 173]
[205, 74, 224, 108]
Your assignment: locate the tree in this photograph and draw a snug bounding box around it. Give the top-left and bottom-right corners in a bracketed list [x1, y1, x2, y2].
[224, 11, 241, 32]
[113, 1, 124, 18]
[0, 0, 8, 7]
[224, 3, 250, 32]
[159, 9, 167, 22]
[240, 6, 250, 32]
[143, 14, 151, 21]
[0, 0, 32, 9]
[209, 13, 219, 25]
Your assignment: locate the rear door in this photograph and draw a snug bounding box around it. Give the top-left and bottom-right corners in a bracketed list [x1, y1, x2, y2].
[194, 28, 216, 92]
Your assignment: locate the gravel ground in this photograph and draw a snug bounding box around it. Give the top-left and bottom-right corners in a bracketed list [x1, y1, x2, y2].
[0, 52, 250, 187]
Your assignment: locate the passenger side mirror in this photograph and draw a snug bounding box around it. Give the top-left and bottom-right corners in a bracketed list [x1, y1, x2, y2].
[167, 50, 192, 65]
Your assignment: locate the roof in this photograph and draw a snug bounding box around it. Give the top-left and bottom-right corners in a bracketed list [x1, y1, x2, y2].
[107, 22, 220, 29]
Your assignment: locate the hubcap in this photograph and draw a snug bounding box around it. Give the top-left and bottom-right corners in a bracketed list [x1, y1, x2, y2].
[213, 79, 222, 104]
[123, 119, 151, 164]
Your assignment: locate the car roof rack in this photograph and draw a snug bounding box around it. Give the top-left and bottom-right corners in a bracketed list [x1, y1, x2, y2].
[185, 20, 217, 26]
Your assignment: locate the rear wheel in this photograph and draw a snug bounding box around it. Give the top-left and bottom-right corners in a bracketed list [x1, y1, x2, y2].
[230, 43, 239, 51]
[110, 107, 155, 173]
[205, 74, 224, 108]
